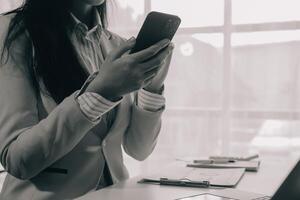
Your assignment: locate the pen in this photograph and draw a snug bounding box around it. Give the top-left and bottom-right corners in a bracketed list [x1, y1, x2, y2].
[209, 154, 259, 161]
[193, 159, 236, 164]
[159, 178, 210, 188]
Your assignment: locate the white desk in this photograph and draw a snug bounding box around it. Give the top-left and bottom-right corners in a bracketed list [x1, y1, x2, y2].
[77, 156, 298, 200]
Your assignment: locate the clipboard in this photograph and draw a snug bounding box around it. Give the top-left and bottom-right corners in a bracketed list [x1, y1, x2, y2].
[138, 165, 245, 188]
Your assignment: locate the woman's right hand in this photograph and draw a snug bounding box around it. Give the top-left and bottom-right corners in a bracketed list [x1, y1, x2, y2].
[86, 37, 172, 101]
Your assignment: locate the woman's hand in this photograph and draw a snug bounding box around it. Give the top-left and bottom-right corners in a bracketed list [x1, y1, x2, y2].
[86, 38, 173, 101]
[144, 43, 174, 93]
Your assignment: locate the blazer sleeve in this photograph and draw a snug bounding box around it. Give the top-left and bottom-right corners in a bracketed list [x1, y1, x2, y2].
[122, 93, 164, 161]
[107, 32, 165, 161]
[0, 17, 97, 180]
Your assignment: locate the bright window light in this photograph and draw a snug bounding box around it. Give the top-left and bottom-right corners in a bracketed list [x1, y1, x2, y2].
[114, 0, 144, 20]
[0, 0, 22, 13]
[152, 0, 224, 27]
[232, 30, 300, 46]
[192, 33, 224, 48]
[232, 0, 300, 24]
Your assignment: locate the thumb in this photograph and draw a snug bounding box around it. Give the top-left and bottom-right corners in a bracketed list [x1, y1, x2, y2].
[108, 37, 136, 61]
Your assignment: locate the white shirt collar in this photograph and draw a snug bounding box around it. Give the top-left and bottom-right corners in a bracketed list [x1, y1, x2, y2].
[69, 8, 103, 37]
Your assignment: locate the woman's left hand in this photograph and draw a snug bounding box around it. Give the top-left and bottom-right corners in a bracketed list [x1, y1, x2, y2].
[144, 43, 174, 93]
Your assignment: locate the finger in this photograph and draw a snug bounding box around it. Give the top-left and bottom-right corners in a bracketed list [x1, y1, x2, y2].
[130, 39, 170, 62]
[121, 49, 132, 58]
[169, 42, 175, 50]
[144, 66, 160, 77]
[108, 37, 136, 61]
[138, 62, 162, 74]
[143, 73, 157, 87]
[140, 45, 173, 72]
[164, 47, 174, 65]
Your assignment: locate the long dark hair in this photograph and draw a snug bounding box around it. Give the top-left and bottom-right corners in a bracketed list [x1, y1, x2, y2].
[1, 0, 108, 103]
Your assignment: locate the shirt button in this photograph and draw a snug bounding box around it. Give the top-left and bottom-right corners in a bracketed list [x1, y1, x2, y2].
[102, 141, 106, 147]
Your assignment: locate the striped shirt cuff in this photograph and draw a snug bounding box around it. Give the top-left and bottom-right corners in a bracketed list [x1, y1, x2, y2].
[137, 88, 166, 112]
[77, 92, 122, 122]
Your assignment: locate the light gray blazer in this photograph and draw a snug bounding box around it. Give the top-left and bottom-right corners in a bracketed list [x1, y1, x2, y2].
[0, 14, 163, 200]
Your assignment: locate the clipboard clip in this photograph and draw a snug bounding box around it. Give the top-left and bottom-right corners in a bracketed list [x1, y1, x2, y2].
[159, 178, 210, 188]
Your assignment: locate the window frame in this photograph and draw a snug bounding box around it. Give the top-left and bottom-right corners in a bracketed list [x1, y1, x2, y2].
[141, 0, 300, 151]
[142, 0, 300, 115]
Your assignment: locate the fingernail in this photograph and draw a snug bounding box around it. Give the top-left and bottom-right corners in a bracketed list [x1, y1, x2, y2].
[162, 39, 171, 44]
[128, 37, 135, 42]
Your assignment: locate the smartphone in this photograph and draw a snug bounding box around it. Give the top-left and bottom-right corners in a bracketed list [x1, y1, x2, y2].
[130, 11, 181, 54]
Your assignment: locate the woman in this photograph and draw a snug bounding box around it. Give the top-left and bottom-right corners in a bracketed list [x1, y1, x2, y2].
[0, 0, 174, 199]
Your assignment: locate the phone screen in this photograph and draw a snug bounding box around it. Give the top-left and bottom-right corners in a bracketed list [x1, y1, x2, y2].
[177, 194, 235, 200]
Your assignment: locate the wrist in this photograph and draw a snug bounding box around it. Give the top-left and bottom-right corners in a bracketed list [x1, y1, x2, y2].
[86, 84, 122, 102]
[144, 84, 164, 94]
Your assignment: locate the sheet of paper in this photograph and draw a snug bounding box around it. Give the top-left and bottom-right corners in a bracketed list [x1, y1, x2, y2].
[144, 165, 245, 187]
[177, 194, 235, 200]
[211, 189, 269, 200]
[177, 190, 268, 200]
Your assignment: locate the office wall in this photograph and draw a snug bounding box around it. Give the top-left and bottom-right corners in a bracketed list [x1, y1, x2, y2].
[1, 0, 300, 179]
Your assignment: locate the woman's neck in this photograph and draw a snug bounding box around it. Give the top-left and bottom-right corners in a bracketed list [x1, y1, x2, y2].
[70, 2, 94, 28]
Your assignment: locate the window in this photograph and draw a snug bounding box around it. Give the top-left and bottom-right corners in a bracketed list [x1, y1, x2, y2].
[110, 0, 300, 176]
